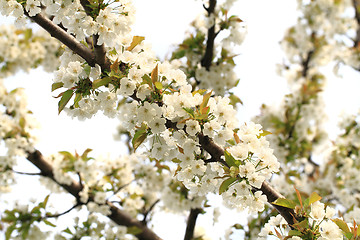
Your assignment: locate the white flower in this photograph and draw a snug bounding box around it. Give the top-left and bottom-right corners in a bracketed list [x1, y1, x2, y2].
[148, 117, 166, 134]
[310, 201, 325, 221]
[118, 78, 136, 97]
[25, 0, 41, 16]
[186, 119, 201, 136]
[319, 220, 343, 240]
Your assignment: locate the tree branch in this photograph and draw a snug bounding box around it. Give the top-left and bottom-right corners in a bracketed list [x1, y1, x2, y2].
[26, 150, 162, 240]
[201, 0, 217, 70]
[183, 208, 202, 240]
[26, 13, 96, 67]
[197, 134, 297, 226]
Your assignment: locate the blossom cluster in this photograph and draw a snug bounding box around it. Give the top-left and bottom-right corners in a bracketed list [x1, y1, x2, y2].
[0, 79, 37, 192]
[0, 0, 283, 238]
[0, 25, 62, 78]
[258, 199, 345, 240]
[43, 0, 279, 214]
[171, 0, 246, 95]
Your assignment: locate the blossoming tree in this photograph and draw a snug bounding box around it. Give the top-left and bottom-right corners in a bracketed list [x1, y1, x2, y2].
[1, 0, 360, 239]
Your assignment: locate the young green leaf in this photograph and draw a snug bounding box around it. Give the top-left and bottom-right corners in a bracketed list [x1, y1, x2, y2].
[308, 192, 322, 206]
[272, 198, 297, 209]
[224, 150, 237, 168]
[127, 36, 145, 51]
[58, 90, 74, 114]
[132, 124, 148, 151]
[219, 177, 237, 194]
[200, 91, 212, 113]
[155, 81, 163, 90]
[51, 82, 64, 92]
[92, 77, 111, 89]
[333, 218, 350, 234]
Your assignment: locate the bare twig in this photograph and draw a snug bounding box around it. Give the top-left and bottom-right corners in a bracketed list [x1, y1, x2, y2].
[45, 203, 81, 219]
[142, 199, 160, 224]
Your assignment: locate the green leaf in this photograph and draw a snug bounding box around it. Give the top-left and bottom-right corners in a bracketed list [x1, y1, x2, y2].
[288, 229, 302, 236]
[154, 81, 163, 90]
[73, 93, 82, 108]
[51, 82, 64, 91]
[308, 192, 322, 206]
[183, 107, 195, 118]
[333, 218, 350, 233]
[24, 28, 33, 41]
[19, 117, 26, 129]
[5, 224, 16, 240]
[81, 148, 93, 161]
[132, 124, 148, 151]
[127, 36, 145, 51]
[40, 195, 50, 209]
[58, 151, 76, 162]
[292, 219, 309, 230]
[92, 77, 111, 89]
[200, 91, 212, 114]
[232, 224, 243, 230]
[228, 93, 243, 106]
[272, 198, 297, 209]
[58, 90, 74, 114]
[43, 219, 56, 227]
[63, 227, 73, 234]
[258, 130, 272, 138]
[219, 177, 237, 195]
[224, 150, 237, 168]
[142, 74, 153, 88]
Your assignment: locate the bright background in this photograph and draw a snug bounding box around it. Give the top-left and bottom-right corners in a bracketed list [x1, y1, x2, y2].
[2, 0, 360, 239]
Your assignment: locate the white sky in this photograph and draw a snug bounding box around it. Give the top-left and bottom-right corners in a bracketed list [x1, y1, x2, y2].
[1, 0, 360, 239]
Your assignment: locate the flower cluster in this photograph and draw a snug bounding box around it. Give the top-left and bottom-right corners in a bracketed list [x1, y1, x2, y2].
[171, 0, 246, 96]
[0, 25, 62, 78]
[258, 197, 347, 240]
[0, 79, 37, 192]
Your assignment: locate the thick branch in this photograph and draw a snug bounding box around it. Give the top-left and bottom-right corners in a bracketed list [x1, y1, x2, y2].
[78, 0, 111, 72]
[183, 208, 202, 240]
[201, 0, 217, 70]
[26, 150, 162, 240]
[93, 34, 111, 72]
[197, 134, 297, 226]
[27, 13, 96, 67]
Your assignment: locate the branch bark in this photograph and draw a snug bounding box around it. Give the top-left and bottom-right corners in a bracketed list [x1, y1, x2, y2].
[183, 208, 202, 240]
[26, 13, 96, 67]
[26, 150, 162, 240]
[201, 0, 217, 70]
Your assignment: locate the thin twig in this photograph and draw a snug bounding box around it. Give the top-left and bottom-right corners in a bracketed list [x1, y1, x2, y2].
[142, 199, 160, 224]
[45, 203, 81, 219]
[12, 170, 42, 176]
